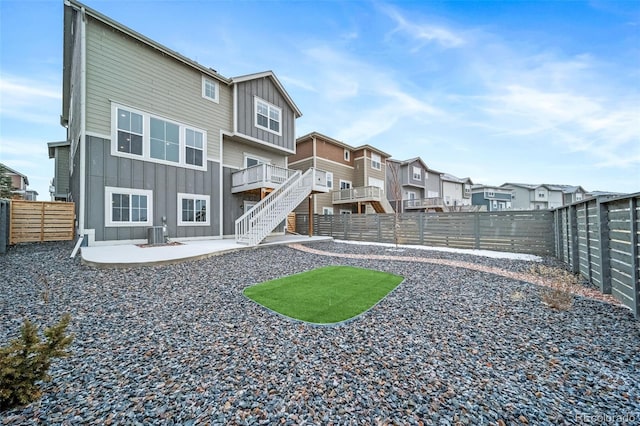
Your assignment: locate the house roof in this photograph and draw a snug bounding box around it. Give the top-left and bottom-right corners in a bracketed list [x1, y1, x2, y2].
[0, 163, 29, 186]
[296, 132, 391, 157]
[64, 1, 302, 124]
[442, 173, 472, 184]
[471, 184, 512, 192]
[501, 182, 587, 193]
[231, 71, 302, 118]
[47, 141, 70, 159]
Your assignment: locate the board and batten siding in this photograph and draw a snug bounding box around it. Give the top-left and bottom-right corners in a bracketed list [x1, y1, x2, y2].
[84, 136, 220, 242]
[84, 17, 232, 162]
[54, 146, 71, 197]
[235, 78, 295, 152]
[222, 138, 287, 170]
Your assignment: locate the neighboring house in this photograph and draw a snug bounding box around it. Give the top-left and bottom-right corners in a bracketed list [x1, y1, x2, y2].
[0, 163, 37, 200]
[441, 174, 473, 209]
[59, 0, 325, 246]
[48, 141, 71, 201]
[555, 185, 588, 205]
[288, 132, 394, 214]
[386, 158, 445, 212]
[501, 183, 565, 210]
[471, 185, 513, 211]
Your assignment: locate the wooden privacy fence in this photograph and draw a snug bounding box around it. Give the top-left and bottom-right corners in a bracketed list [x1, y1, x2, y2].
[296, 210, 556, 256]
[555, 193, 640, 317]
[0, 199, 9, 254]
[9, 200, 75, 245]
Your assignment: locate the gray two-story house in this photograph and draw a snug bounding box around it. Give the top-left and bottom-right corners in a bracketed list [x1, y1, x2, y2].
[386, 158, 445, 212]
[60, 0, 325, 246]
[471, 185, 513, 211]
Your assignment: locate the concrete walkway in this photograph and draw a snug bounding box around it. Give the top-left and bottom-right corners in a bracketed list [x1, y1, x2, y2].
[80, 235, 332, 268]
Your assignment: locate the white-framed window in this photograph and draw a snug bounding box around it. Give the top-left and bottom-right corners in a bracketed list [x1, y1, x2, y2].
[412, 166, 422, 180]
[344, 149, 350, 161]
[486, 190, 495, 197]
[340, 180, 352, 190]
[111, 103, 207, 171]
[185, 129, 204, 166]
[202, 77, 219, 103]
[405, 191, 416, 200]
[340, 209, 352, 214]
[326, 172, 333, 189]
[576, 193, 583, 201]
[244, 153, 270, 168]
[538, 192, 545, 198]
[255, 97, 281, 135]
[177, 193, 210, 226]
[105, 187, 153, 227]
[371, 153, 381, 170]
[322, 207, 334, 215]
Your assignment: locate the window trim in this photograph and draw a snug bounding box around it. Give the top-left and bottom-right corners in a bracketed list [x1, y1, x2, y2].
[105, 186, 153, 227]
[412, 166, 422, 181]
[243, 153, 271, 168]
[177, 193, 211, 227]
[371, 153, 381, 170]
[202, 76, 219, 103]
[254, 96, 282, 136]
[339, 180, 352, 190]
[322, 207, 334, 215]
[111, 102, 207, 171]
[344, 149, 350, 162]
[326, 172, 333, 189]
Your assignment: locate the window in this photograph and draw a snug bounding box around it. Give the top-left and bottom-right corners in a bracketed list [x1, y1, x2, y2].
[185, 129, 204, 166]
[344, 149, 350, 161]
[406, 191, 416, 200]
[326, 172, 333, 189]
[340, 180, 352, 190]
[486, 191, 495, 197]
[322, 207, 334, 215]
[202, 77, 219, 103]
[255, 97, 281, 135]
[178, 193, 210, 226]
[244, 154, 269, 168]
[538, 192, 545, 198]
[576, 193, 583, 201]
[369, 177, 384, 191]
[150, 118, 179, 162]
[105, 187, 152, 227]
[111, 103, 207, 170]
[371, 153, 381, 170]
[340, 209, 352, 214]
[116, 108, 143, 155]
[412, 166, 422, 180]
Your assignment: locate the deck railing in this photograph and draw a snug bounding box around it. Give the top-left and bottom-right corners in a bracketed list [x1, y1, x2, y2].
[332, 186, 384, 203]
[231, 164, 296, 191]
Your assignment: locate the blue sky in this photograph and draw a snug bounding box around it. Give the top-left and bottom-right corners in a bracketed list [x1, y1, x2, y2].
[1, 0, 639, 199]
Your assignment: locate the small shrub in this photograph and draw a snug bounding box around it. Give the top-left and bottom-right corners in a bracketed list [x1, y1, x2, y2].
[529, 265, 576, 311]
[0, 314, 74, 411]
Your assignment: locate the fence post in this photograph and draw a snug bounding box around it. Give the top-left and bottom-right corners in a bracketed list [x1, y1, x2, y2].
[584, 202, 592, 282]
[474, 212, 480, 249]
[629, 197, 639, 317]
[418, 212, 424, 245]
[569, 204, 579, 273]
[596, 199, 612, 294]
[0, 200, 7, 254]
[376, 214, 381, 243]
[553, 209, 560, 258]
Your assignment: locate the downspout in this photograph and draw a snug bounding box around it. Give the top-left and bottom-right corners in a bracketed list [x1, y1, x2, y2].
[78, 6, 87, 240]
[312, 136, 317, 214]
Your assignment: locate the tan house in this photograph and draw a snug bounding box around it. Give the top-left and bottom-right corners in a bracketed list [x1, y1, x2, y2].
[289, 132, 394, 214]
[1, 163, 37, 200]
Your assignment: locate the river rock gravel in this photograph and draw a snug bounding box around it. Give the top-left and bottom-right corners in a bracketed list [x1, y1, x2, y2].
[1, 240, 638, 425]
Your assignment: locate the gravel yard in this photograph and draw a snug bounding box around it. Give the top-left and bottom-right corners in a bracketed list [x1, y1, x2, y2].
[1, 240, 639, 425]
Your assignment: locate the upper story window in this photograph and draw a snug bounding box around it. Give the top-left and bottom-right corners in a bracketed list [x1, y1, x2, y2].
[576, 193, 583, 201]
[112, 103, 207, 171]
[344, 149, 350, 161]
[412, 166, 422, 180]
[538, 192, 545, 198]
[255, 97, 281, 135]
[486, 190, 495, 197]
[371, 153, 381, 170]
[326, 172, 333, 189]
[202, 77, 219, 103]
[116, 109, 143, 155]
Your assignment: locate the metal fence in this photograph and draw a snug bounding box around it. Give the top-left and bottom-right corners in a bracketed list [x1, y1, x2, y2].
[554, 193, 639, 317]
[295, 210, 556, 256]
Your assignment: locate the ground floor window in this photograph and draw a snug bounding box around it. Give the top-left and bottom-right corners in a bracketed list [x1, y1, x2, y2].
[178, 193, 210, 226]
[105, 187, 153, 227]
[322, 207, 334, 215]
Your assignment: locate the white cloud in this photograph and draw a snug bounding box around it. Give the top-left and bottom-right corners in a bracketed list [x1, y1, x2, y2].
[0, 76, 61, 125]
[381, 4, 465, 49]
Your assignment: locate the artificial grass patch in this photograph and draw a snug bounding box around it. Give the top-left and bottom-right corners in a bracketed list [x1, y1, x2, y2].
[243, 266, 404, 324]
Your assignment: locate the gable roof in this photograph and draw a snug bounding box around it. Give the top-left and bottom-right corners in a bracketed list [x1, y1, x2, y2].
[0, 163, 29, 186]
[296, 132, 390, 157]
[442, 173, 472, 184]
[231, 71, 302, 118]
[501, 182, 587, 193]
